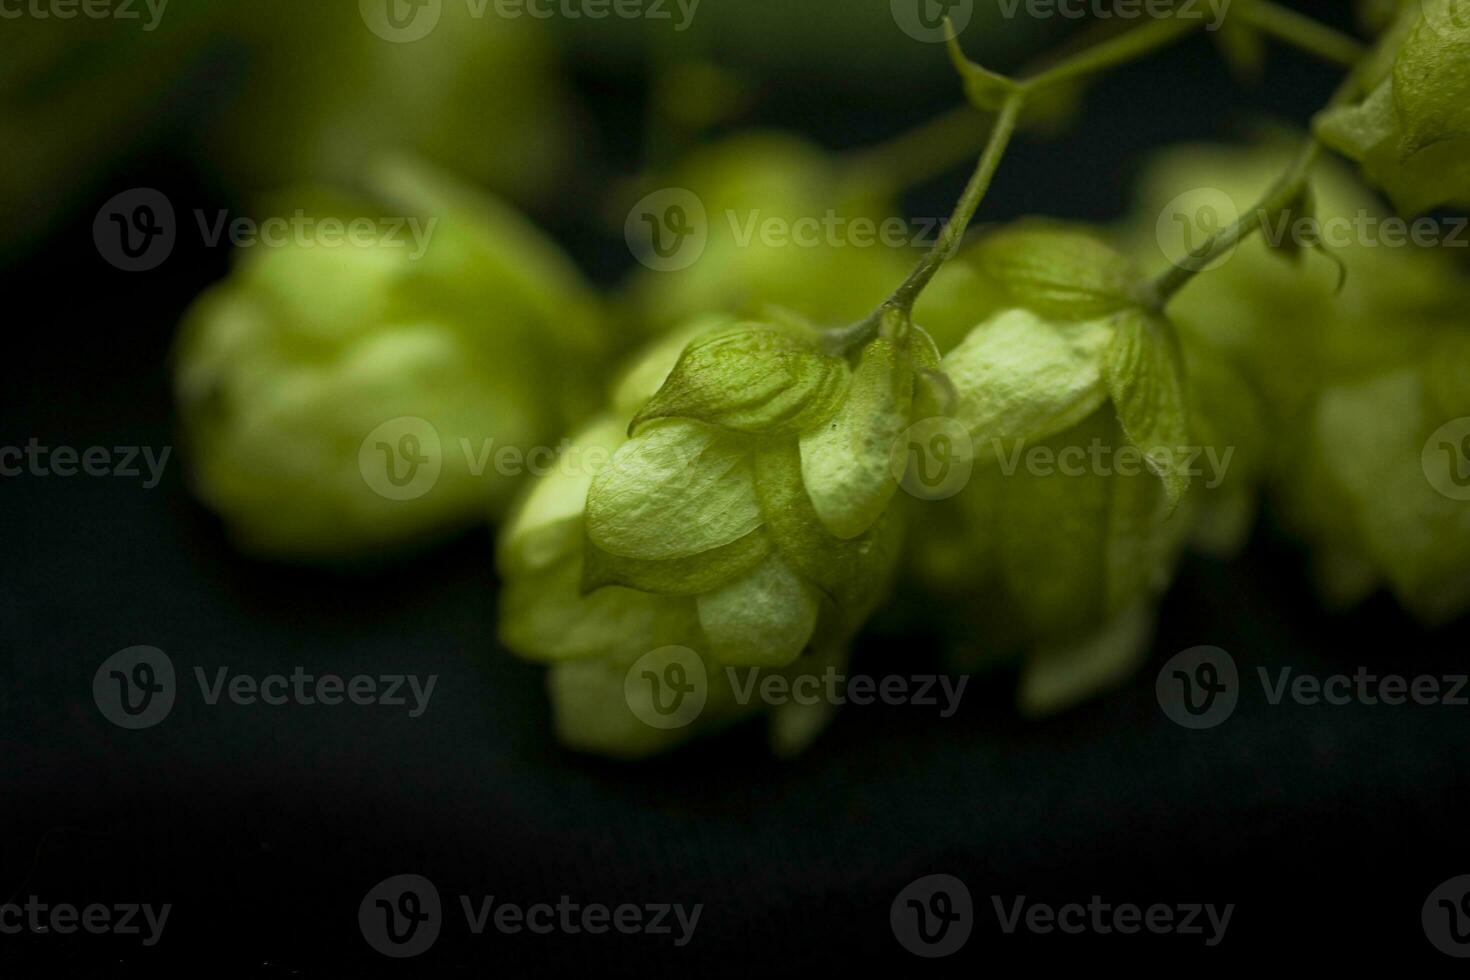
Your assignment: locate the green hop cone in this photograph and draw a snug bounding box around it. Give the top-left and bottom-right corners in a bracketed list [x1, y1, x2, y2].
[1316, 0, 1470, 216]
[1126, 142, 1470, 620]
[498, 314, 937, 758]
[174, 159, 605, 561]
[908, 224, 1239, 714]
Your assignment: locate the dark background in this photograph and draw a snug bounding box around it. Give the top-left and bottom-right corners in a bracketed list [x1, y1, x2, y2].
[5, 3, 1469, 973]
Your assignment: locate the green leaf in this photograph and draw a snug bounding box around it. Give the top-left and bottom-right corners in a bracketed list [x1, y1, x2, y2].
[1103, 310, 1192, 509]
[696, 553, 821, 667]
[799, 337, 912, 539]
[753, 438, 904, 616]
[975, 225, 1142, 320]
[582, 527, 771, 597]
[497, 414, 624, 576]
[586, 419, 763, 561]
[942, 309, 1112, 456]
[631, 324, 850, 435]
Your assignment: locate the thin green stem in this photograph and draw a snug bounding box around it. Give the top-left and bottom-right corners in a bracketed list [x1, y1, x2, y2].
[1148, 67, 1367, 309]
[1018, 13, 1205, 92]
[829, 91, 1026, 355]
[890, 92, 1026, 313]
[1237, 0, 1367, 67]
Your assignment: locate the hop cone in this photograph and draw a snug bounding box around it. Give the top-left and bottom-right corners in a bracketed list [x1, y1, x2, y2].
[498, 314, 942, 757]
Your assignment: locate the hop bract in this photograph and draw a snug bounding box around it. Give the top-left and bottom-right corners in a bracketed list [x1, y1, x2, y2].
[174, 160, 604, 560]
[1316, 0, 1470, 216]
[498, 314, 939, 757]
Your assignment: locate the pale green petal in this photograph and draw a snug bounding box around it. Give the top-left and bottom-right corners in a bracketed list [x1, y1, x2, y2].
[499, 554, 702, 664]
[799, 337, 912, 539]
[582, 528, 772, 597]
[754, 438, 905, 617]
[610, 314, 737, 418]
[586, 419, 762, 560]
[634, 323, 850, 435]
[975, 224, 1142, 319]
[942, 308, 1112, 456]
[497, 414, 625, 576]
[1104, 310, 1192, 509]
[697, 553, 820, 667]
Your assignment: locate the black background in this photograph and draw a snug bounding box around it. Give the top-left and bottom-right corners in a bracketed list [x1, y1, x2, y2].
[5, 2, 1469, 974]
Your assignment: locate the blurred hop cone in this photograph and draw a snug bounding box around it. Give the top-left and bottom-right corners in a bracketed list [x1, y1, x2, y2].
[173, 159, 606, 561]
